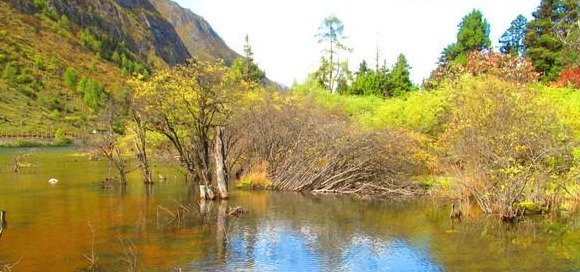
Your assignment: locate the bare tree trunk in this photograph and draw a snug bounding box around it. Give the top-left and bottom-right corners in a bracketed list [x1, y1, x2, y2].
[112, 145, 127, 185]
[0, 209, 6, 239]
[133, 114, 153, 184]
[215, 126, 228, 199]
[199, 185, 215, 200]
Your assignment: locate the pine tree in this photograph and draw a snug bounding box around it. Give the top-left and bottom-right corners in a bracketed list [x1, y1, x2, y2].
[243, 34, 254, 63]
[556, 0, 580, 66]
[525, 0, 564, 80]
[231, 35, 265, 84]
[387, 54, 413, 97]
[440, 9, 491, 64]
[499, 15, 528, 55]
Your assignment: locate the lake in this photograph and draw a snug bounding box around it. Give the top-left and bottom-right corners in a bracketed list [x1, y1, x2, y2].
[0, 148, 579, 271]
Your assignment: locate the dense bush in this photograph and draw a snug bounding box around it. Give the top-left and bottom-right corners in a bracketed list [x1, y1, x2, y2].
[229, 90, 432, 195]
[557, 66, 580, 89]
[438, 76, 573, 219]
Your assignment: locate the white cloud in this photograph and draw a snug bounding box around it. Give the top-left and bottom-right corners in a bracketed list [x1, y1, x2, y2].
[175, 0, 540, 86]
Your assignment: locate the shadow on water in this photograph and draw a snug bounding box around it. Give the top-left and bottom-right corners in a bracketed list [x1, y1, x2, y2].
[0, 149, 578, 271]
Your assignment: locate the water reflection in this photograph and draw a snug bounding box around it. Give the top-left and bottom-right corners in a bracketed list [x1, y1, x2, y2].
[0, 149, 578, 271]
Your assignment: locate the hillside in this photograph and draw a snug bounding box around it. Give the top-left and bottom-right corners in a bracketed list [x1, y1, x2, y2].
[0, 0, 251, 135]
[150, 0, 241, 65]
[2, 0, 191, 66]
[0, 2, 127, 133]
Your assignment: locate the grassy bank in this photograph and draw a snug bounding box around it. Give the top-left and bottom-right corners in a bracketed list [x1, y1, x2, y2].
[0, 138, 73, 147]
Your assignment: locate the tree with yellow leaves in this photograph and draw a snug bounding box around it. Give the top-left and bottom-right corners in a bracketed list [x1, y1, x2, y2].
[130, 60, 238, 199]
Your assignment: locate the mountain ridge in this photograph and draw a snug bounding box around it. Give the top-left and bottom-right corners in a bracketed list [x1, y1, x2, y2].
[150, 0, 241, 65]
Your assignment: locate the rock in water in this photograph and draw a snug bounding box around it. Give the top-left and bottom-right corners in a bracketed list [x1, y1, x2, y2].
[48, 178, 58, 185]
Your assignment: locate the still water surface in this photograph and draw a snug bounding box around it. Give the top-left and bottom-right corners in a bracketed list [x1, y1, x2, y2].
[0, 148, 579, 271]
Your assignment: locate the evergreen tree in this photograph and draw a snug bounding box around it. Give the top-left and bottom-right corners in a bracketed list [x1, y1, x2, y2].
[230, 35, 265, 85]
[440, 9, 491, 64]
[525, 0, 564, 80]
[345, 60, 390, 97]
[238, 35, 265, 84]
[499, 15, 528, 55]
[556, 0, 580, 66]
[348, 60, 372, 96]
[243, 34, 254, 63]
[387, 54, 413, 97]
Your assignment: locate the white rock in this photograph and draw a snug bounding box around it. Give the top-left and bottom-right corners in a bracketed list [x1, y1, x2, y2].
[48, 178, 58, 185]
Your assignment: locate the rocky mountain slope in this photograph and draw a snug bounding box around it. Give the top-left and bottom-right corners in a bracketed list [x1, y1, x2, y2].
[2, 0, 192, 66]
[150, 0, 241, 65]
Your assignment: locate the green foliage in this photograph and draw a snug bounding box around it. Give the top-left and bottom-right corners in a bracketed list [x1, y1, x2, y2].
[524, 0, 579, 80]
[232, 36, 266, 84]
[76, 29, 149, 78]
[440, 9, 490, 64]
[34, 55, 45, 70]
[111, 51, 121, 64]
[387, 54, 414, 97]
[294, 78, 447, 134]
[2, 61, 20, 84]
[76, 77, 106, 111]
[63, 67, 78, 90]
[33, 0, 58, 21]
[499, 15, 527, 55]
[78, 29, 102, 53]
[361, 89, 449, 134]
[341, 54, 413, 98]
[231, 57, 265, 85]
[345, 60, 385, 96]
[33, 0, 47, 10]
[457, 10, 491, 51]
[57, 15, 70, 30]
[46, 9, 58, 21]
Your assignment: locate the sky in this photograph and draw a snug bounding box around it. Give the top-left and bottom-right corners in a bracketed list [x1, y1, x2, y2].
[174, 0, 541, 87]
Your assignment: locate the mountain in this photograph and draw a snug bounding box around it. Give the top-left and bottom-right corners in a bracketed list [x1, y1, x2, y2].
[2, 0, 192, 66]
[0, 0, 250, 134]
[150, 0, 241, 65]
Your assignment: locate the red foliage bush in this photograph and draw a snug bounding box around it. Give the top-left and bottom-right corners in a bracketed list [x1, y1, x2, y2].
[424, 50, 539, 90]
[465, 51, 539, 84]
[557, 67, 580, 89]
